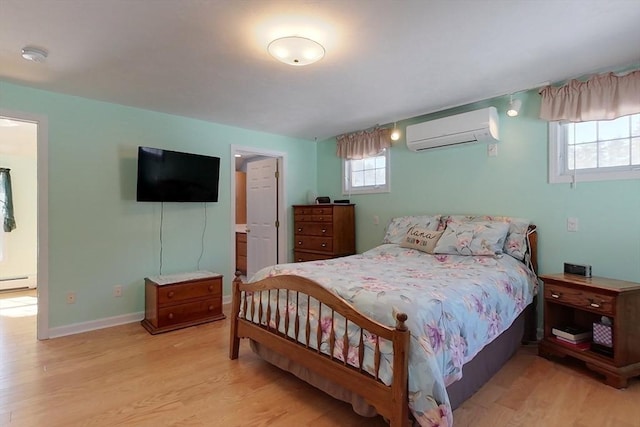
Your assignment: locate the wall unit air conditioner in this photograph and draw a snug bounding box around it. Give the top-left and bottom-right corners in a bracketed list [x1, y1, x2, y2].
[406, 106, 499, 152]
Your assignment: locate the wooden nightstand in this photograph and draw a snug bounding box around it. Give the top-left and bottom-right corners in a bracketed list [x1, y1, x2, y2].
[142, 271, 225, 334]
[538, 273, 640, 388]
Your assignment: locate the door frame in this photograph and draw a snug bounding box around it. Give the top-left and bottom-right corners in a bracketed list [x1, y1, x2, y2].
[230, 145, 288, 274]
[0, 108, 49, 340]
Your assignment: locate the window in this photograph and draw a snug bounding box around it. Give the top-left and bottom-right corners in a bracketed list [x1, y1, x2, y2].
[549, 113, 640, 183]
[342, 149, 390, 194]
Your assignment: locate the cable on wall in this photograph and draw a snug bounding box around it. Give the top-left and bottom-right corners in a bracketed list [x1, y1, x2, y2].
[197, 202, 207, 270]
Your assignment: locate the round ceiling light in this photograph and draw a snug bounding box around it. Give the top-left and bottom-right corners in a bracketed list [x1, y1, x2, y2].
[21, 46, 48, 63]
[267, 36, 325, 66]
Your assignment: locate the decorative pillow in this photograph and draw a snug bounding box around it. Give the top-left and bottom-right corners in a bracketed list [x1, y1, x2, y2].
[443, 215, 530, 260]
[383, 215, 441, 244]
[434, 221, 510, 256]
[400, 227, 443, 254]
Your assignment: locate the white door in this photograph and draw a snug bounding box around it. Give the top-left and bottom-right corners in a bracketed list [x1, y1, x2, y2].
[246, 158, 278, 279]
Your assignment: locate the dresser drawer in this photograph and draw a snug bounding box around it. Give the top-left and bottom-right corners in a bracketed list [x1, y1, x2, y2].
[544, 284, 615, 316]
[311, 207, 333, 215]
[295, 236, 333, 252]
[294, 251, 334, 262]
[295, 223, 333, 237]
[312, 214, 333, 222]
[158, 278, 222, 304]
[236, 232, 247, 243]
[157, 298, 222, 327]
[294, 207, 314, 215]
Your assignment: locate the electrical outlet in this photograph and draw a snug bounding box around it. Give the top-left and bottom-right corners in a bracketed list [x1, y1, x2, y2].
[66, 292, 76, 304]
[113, 285, 123, 297]
[567, 217, 579, 232]
[488, 143, 498, 157]
[373, 215, 379, 225]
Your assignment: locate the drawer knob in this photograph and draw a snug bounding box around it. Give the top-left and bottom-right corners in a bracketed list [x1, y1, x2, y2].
[168, 313, 174, 319]
[297, 258, 303, 262]
[297, 227, 303, 232]
[167, 291, 175, 298]
[208, 305, 214, 311]
[208, 285, 214, 292]
[321, 229, 327, 233]
[321, 243, 327, 247]
[319, 217, 323, 221]
[298, 241, 302, 245]
[551, 292, 561, 299]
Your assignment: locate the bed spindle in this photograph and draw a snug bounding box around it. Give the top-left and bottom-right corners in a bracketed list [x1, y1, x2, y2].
[316, 302, 323, 353]
[374, 336, 381, 380]
[305, 295, 311, 347]
[284, 290, 290, 337]
[358, 330, 365, 372]
[294, 292, 300, 341]
[275, 289, 281, 333]
[250, 290, 256, 323]
[266, 290, 272, 331]
[329, 311, 335, 359]
[342, 318, 349, 365]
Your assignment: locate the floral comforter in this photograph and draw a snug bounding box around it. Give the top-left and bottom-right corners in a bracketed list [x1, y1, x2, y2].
[250, 244, 537, 426]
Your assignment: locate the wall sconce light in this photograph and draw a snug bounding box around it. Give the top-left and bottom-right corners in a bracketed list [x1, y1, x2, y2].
[268, 36, 325, 66]
[506, 94, 522, 117]
[390, 122, 401, 141]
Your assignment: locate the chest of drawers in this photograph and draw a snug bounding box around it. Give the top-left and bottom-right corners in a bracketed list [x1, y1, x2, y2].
[293, 204, 355, 262]
[142, 272, 225, 334]
[538, 273, 640, 388]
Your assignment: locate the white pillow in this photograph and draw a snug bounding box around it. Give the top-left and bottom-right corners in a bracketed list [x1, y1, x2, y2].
[434, 221, 510, 256]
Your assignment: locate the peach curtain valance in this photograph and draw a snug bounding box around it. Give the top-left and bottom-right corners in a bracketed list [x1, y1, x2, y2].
[336, 127, 391, 160]
[539, 70, 640, 122]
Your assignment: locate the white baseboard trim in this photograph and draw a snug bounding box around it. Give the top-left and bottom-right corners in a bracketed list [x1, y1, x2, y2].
[223, 294, 232, 305]
[48, 311, 144, 339]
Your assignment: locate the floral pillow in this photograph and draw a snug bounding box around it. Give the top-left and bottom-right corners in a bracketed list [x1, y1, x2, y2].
[443, 215, 530, 260]
[434, 220, 510, 256]
[383, 215, 441, 244]
[400, 227, 443, 254]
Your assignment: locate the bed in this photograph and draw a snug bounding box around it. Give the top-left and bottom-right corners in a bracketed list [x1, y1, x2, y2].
[229, 215, 538, 426]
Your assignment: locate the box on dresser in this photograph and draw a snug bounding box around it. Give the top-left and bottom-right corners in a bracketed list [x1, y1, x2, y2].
[293, 204, 355, 262]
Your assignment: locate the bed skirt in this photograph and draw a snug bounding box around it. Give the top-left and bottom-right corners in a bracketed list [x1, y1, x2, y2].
[250, 308, 526, 416]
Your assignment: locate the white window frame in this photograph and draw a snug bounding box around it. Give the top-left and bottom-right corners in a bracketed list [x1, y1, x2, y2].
[342, 149, 390, 195]
[548, 114, 640, 184]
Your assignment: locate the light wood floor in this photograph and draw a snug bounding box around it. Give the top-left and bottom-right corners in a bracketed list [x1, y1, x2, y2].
[1, 289, 639, 427]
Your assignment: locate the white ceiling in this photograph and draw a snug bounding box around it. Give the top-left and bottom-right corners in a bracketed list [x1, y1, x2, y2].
[1, 0, 639, 141]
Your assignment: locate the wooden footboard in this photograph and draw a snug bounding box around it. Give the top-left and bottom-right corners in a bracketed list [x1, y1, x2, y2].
[229, 273, 410, 427]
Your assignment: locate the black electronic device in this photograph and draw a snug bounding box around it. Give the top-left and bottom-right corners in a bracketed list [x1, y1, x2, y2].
[564, 262, 592, 277]
[136, 146, 220, 202]
[334, 199, 351, 204]
[315, 196, 331, 204]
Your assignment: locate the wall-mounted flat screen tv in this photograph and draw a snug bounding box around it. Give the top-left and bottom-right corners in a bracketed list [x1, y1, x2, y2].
[136, 146, 220, 202]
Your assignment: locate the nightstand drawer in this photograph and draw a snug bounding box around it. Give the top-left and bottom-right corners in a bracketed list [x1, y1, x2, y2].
[295, 223, 333, 236]
[157, 298, 222, 327]
[158, 278, 221, 304]
[544, 285, 615, 316]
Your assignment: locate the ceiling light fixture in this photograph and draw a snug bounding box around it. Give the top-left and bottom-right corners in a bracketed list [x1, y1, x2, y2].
[21, 46, 48, 63]
[267, 36, 325, 66]
[390, 122, 401, 141]
[506, 94, 522, 117]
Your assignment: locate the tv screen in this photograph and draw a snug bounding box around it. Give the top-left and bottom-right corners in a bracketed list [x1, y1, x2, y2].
[136, 147, 220, 202]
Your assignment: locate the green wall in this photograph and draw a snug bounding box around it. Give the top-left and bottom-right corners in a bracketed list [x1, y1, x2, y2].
[0, 81, 317, 328]
[317, 91, 640, 282]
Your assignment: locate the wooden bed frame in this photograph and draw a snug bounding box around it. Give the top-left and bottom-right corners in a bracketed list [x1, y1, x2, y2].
[229, 226, 538, 426]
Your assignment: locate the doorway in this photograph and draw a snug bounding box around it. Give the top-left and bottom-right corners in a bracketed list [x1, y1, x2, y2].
[0, 109, 49, 340]
[231, 146, 287, 280]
